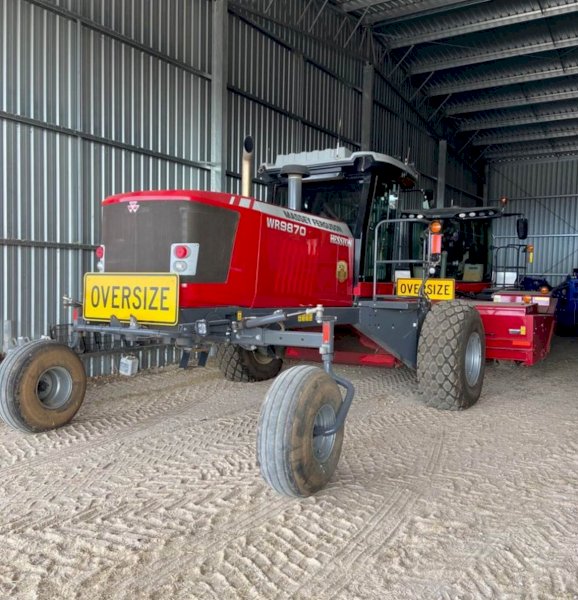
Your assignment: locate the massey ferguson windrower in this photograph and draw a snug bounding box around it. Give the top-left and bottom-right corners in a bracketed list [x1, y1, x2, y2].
[0, 142, 487, 497]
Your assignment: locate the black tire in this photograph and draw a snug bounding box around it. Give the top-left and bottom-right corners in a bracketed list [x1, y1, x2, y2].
[257, 365, 344, 497]
[0, 340, 87, 433]
[216, 343, 283, 382]
[417, 300, 485, 410]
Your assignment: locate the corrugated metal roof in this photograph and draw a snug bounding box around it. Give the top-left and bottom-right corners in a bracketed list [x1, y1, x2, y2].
[474, 120, 578, 146]
[406, 18, 577, 75]
[329, 0, 578, 161]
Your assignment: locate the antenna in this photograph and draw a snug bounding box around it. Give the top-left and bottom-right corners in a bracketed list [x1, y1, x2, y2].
[336, 92, 344, 154]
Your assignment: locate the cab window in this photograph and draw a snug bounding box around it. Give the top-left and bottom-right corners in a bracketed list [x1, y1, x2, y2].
[270, 176, 370, 235]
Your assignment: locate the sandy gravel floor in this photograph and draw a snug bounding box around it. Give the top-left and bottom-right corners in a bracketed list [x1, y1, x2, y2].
[1, 338, 577, 600]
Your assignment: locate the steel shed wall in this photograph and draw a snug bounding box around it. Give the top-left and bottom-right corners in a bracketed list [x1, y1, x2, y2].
[488, 158, 578, 285]
[0, 0, 212, 374]
[232, 0, 365, 88]
[227, 12, 363, 195]
[372, 71, 481, 208]
[39, 0, 212, 74]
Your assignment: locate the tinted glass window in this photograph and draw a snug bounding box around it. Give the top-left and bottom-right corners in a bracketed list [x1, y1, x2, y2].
[271, 178, 367, 233]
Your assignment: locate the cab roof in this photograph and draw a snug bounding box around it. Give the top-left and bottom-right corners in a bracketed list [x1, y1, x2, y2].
[401, 206, 504, 220]
[258, 147, 419, 186]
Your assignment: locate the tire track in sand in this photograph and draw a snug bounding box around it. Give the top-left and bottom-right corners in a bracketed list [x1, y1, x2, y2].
[303, 430, 446, 598]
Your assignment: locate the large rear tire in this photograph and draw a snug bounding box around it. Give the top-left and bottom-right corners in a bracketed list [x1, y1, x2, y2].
[216, 344, 283, 382]
[0, 340, 87, 433]
[417, 300, 485, 410]
[257, 365, 344, 497]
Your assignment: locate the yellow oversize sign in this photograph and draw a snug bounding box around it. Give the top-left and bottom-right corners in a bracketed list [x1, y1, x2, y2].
[83, 273, 179, 325]
[397, 278, 455, 301]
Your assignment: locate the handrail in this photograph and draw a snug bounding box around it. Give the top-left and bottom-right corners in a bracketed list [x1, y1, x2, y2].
[372, 217, 431, 301]
[493, 243, 528, 288]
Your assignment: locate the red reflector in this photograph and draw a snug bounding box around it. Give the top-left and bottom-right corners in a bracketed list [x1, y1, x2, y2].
[322, 321, 331, 344]
[430, 234, 442, 255]
[175, 245, 189, 259]
[95, 245, 104, 259]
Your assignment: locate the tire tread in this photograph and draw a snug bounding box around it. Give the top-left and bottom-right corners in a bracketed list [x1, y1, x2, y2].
[0, 340, 86, 433]
[216, 344, 282, 383]
[0, 340, 53, 431]
[257, 365, 343, 497]
[417, 300, 485, 410]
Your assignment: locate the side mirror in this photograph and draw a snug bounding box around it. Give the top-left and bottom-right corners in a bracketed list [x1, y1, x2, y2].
[423, 189, 434, 209]
[517, 217, 528, 240]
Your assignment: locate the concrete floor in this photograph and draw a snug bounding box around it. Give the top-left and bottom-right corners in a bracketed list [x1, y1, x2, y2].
[1, 338, 577, 599]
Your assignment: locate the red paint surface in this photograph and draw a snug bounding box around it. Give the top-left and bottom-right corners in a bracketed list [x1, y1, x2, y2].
[353, 282, 395, 297]
[105, 191, 354, 308]
[475, 298, 556, 366]
[455, 282, 488, 294]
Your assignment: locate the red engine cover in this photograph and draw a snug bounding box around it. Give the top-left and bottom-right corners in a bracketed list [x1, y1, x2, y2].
[103, 190, 354, 308]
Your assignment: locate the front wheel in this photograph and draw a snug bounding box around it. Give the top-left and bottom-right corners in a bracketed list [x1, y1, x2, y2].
[0, 340, 87, 432]
[417, 300, 485, 410]
[216, 344, 283, 382]
[257, 365, 344, 497]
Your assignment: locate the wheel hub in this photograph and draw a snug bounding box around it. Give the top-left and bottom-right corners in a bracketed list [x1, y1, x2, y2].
[37, 367, 73, 409]
[465, 332, 482, 387]
[251, 347, 274, 365]
[312, 404, 337, 463]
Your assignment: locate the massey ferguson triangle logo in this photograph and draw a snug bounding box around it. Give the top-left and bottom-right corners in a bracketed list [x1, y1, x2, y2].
[127, 200, 140, 213]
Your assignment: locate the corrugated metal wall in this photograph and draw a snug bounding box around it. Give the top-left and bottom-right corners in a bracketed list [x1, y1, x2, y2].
[227, 9, 364, 199]
[373, 72, 437, 211]
[373, 72, 437, 175]
[446, 151, 482, 207]
[0, 0, 212, 373]
[488, 157, 578, 285]
[1, 0, 484, 373]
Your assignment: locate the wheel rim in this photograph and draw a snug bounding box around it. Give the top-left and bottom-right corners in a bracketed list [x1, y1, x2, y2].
[465, 332, 482, 387]
[251, 347, 274, 365]
[37, 367, 73, 409]
[312, 404, 337, 463]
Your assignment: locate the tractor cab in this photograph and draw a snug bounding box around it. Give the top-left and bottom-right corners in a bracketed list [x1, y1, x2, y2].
[259, 147, 419, 291]
[259, 149, 533, 302]
[398, 206, 531, 298]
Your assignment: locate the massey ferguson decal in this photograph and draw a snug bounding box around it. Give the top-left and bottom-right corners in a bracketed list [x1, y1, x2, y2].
[281, 209, 344, 233]
[127, 200, 140, 213]
[251, 201, 352, 236]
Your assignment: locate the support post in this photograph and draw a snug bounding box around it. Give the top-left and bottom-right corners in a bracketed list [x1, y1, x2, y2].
[437, 139, 447, 208]
[2, 320, 14, 353]
[295, 52, 305, 152]
[211, 0, 228, 192]
[483, 162, 489, 206]
[361, 63, 374, 151]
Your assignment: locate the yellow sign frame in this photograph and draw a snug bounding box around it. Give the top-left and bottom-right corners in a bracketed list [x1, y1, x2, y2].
[396, 278, 455, 301]
[83, 273, 179, 325]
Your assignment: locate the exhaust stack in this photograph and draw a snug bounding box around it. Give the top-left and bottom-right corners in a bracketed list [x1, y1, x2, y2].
[280, 164, 310, 211]
[241, 136, 254, 197]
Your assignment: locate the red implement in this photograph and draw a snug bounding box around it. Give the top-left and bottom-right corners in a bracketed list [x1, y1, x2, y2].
[476, 292, 557, 366]
[287, 292, 557, 368]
